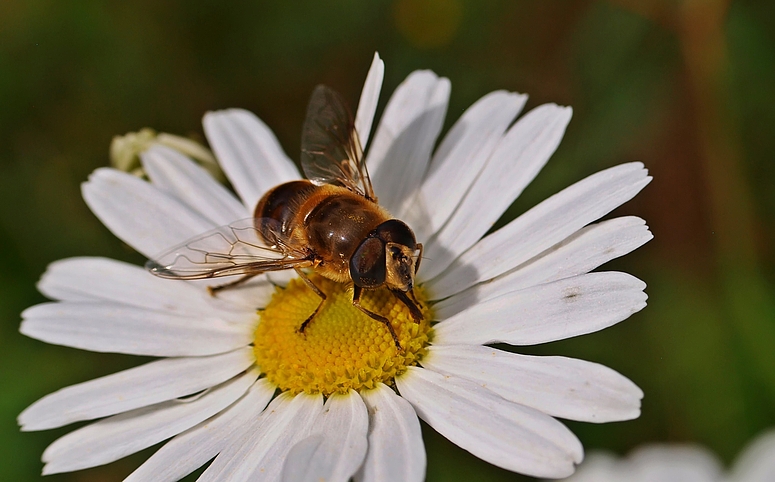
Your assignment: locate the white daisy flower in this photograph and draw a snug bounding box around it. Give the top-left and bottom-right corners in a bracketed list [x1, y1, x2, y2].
[553, 429, 775, 482]
[19, 52, 651, 481]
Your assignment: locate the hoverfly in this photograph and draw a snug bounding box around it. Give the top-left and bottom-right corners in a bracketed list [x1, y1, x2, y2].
[146, 85, 424, 348]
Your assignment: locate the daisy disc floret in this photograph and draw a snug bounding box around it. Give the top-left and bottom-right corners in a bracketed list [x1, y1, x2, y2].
[254, 275, 431, 395]
[19, 52, 651, 481]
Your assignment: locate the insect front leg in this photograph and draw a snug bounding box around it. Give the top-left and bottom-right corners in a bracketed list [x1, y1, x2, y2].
[414, 243, 423, 274]
[391, 289, 424, 323]
[353, 286, 402, 350]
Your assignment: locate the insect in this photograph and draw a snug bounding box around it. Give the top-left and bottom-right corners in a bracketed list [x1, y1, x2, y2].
[146, 85, 424, 348]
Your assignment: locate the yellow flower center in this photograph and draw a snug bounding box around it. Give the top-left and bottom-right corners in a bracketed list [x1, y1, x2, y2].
[253, 274, 432, 396]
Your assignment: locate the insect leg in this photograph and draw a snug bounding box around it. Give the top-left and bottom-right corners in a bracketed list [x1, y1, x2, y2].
[207, 274, 259, 296]
[353, 286, 402, 350]
[296, 268, 327, 333]
[391, 289, 424, 323]
[406, 288, 421, 309]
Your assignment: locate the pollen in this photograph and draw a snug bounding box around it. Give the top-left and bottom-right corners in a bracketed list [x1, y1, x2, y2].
[253, 274, 432, 396]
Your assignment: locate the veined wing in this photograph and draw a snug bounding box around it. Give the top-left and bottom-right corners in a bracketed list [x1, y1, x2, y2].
[145, 218, 311, 279]
[300, 84, 376, 201]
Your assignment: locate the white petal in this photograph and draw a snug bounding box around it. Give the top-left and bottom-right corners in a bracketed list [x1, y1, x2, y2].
[354, 383, 425, 482]
[423, 345, 643, 423]
[266, 269, 298, 287]
[37, 257, 254, 319]
[367, 71, 450, 216]
[427, 162, 651, 299]
[125, 378, 276, 482]
[547, 452, 619, 482]
[203, 109, 300, 210]
[354, 52, 384, 150]
[19, 347, 254, 431]
[434, 216, 652, 319]
[82, 168, 215, 259]
[433, 272, 647, 346]
[21, 302, 254, 357]
[396, 367, 583, 478]
[420, 104, 571, 280]
[183, 268, 283, 312]
[142, 144, 249, 226]
[627, 445, 723, 482]
[410, 90, 527, 241]
[282, 390, 368, 482]
[729, 429, 775, 482]
[199, 392, 322, 482]
[41, 369, 258, 475]
[558, 448, 724, 482]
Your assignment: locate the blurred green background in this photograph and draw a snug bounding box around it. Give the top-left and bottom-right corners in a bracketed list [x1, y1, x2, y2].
[2, 0, 775, 480]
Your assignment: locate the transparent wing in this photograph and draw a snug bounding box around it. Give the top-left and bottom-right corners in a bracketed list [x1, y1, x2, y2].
[300, 84, 376, 201]
[145, 218, 312, 279]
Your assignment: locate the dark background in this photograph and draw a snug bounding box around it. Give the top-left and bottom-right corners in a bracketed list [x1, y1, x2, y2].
[2, 0, 774, 480]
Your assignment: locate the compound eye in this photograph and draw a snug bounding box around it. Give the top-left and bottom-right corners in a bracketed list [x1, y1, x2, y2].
[350, 237, 386, 288]
[375, 220, 416, 250]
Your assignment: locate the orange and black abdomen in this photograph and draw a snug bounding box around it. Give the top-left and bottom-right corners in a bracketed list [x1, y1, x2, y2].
[254, 180, 318, 244]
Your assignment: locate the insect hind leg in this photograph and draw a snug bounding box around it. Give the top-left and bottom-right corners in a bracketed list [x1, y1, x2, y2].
[296, 268, 327, 333]
[207, 274, 259, 296]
